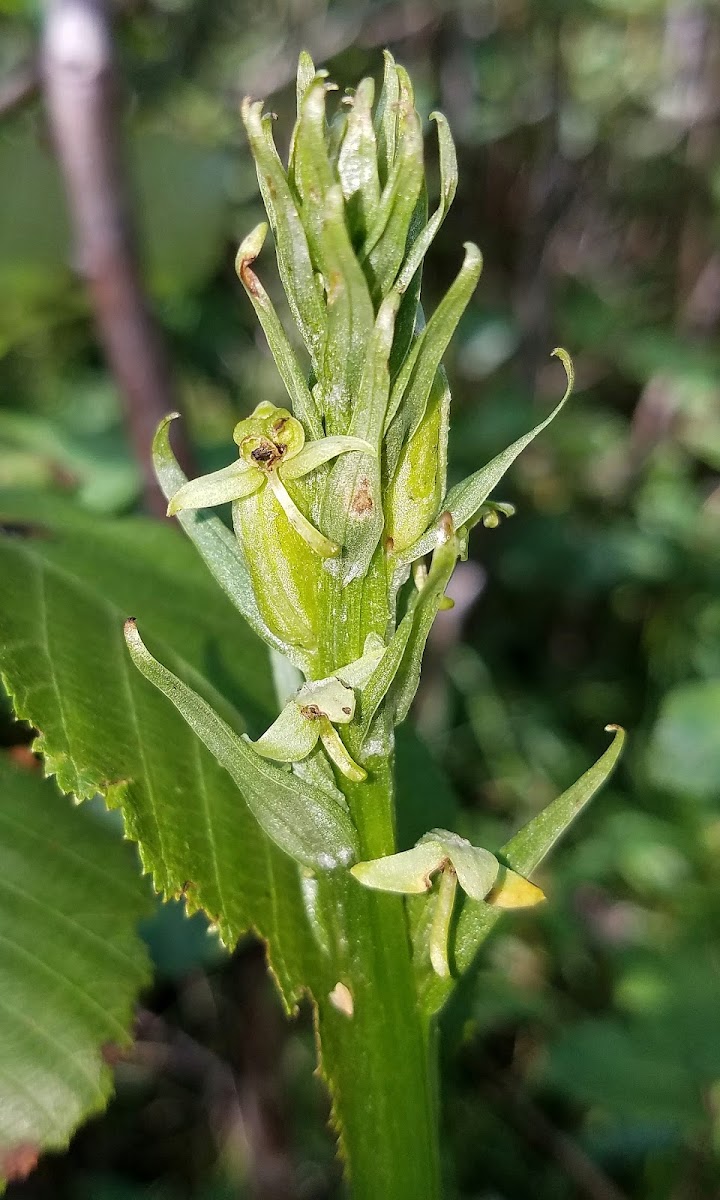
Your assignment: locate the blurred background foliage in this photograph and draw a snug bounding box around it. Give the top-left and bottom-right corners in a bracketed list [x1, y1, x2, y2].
[1, 0, 720, 1196]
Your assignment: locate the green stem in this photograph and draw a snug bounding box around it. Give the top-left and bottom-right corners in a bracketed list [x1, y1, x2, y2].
[307, 566, 442, 1198]
[314, 759, 442, 1200]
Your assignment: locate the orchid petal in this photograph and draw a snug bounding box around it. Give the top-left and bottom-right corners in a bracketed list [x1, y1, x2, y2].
[248, 701, 321, 763]
[167, 460, 262, 516]
[267, 472, 340, 558]
[297, 677, 356, 725]
[279, 436, 376, 480]
[350, 839, 446, 894]
[319, 720, 367, 782]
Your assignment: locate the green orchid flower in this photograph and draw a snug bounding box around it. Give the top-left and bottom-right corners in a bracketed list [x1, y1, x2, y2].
[351, 829, 544, 977]
[248, 635, 385, 782]
[167, 400, 373, 559]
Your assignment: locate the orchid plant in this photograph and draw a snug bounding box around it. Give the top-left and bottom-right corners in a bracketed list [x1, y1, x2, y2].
[121, 51, 624, 1196]
[0, 49, 625, 1198]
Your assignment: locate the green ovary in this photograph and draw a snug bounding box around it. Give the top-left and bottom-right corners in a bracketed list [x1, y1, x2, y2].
[233, 482, 320, 650]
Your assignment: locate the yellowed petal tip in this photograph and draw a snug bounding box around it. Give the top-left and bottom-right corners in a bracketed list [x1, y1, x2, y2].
[320, 722, 366, 782]
[487, 868, 545, 910]
[550, 347, 574, 402]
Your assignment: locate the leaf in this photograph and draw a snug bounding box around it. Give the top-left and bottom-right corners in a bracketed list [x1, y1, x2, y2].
[337, 77, 381, 242]
[241, 99, 326, 371]
[295, 50, 316, 116]
[291, 77, 337, 274]
[362, 67, 425, 303]
[384, 243, 483, 455]
[0, 491, 319, 1005]
[355, 612, 415, 743]
[321, 294, 399, 584]
[373, 51, 401, 187]
[416, 726, 626, 1014]
[235, 224, 323, 439]
[385, 369, 451, 555]
[394, 112, 459, 294]
[391, 519, 461, 723]
[0, 759, 151, 1186]
[317, 185, 375, 435]
[399, 348, 574, 564]
[125, 621, 358, 870]
[646, 679, 720, 800]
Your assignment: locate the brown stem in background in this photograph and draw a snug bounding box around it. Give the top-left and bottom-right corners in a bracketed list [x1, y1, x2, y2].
[40, 0, 192, 515]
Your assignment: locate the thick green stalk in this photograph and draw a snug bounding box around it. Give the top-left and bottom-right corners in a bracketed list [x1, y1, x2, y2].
[306, 567, 442, 1198]
[314, 750, 441, 1199]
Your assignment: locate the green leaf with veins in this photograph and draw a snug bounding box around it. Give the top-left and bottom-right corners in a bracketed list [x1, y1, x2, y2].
[0, 491, 320, 1005]
[0, 759, 151, 1189]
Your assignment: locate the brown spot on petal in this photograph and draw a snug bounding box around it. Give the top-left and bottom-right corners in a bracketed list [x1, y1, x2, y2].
[351, 477, 373, 516]
[300, 704, 323, 720]
[1, 1143, 40, 1183]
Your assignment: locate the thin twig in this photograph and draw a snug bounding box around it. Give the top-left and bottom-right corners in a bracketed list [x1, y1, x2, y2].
[0, 59, 39, 119]
[482, 1058, 630, 1200]
[40, 0, 192, 515]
